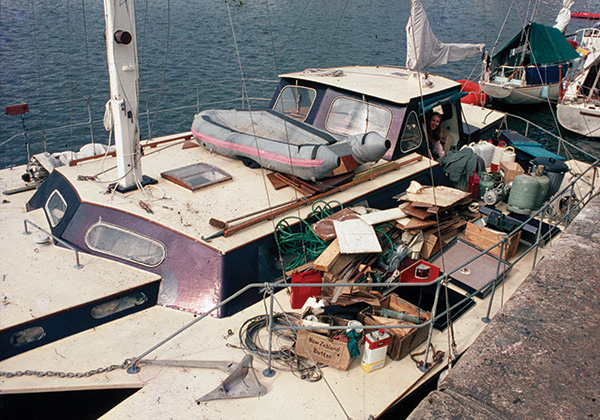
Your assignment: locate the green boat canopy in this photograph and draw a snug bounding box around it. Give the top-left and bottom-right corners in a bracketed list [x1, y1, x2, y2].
[492, 22, 580, 67]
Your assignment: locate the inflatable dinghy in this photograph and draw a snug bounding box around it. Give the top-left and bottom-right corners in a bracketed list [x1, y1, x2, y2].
[191, 109, 390, 181]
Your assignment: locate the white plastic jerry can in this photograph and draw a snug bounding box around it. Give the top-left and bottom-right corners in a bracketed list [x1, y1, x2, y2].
[361, 328, 390, 373]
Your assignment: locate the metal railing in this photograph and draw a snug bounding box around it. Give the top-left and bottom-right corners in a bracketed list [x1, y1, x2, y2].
[1, 78, 278, 169]
[119, 153, 598, 377]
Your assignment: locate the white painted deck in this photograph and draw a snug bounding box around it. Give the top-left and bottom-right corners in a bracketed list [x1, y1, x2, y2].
[2, 140, 591, 419]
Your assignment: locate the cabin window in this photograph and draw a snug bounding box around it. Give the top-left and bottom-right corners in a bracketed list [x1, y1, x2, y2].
[91, 292, 148, 319]
[85, 221, 166, 267]
[45, 190, 67, 227]
[10, 326, 46, 347]
[325, 97, 391, 138]
[272, 86, 317, 121]
[400, 111, 422, 152]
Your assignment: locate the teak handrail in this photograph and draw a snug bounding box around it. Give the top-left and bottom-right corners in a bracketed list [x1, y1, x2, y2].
[203, 154, 424, 241]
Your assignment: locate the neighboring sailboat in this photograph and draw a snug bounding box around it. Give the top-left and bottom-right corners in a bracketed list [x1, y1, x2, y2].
[480, 21, 580, 105]
[556, 22, 600, 137]
[557, 52, 600, 137]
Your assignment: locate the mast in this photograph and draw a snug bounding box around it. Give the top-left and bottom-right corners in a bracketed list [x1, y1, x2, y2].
[104, 0, 141, 190]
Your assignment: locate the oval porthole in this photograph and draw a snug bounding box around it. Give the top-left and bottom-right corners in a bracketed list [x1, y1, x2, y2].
[10, 326, 46, 347]
[91, 292, 148, 319]
[85, 221, 166, 267]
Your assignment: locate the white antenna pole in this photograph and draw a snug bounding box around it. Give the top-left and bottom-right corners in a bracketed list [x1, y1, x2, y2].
[104, 0, 141, 190]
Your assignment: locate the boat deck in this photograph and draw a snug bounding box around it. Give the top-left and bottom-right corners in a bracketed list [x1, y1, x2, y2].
[2, 137, 594, 418]
[51, 136, 437, 254]
[0, 168, 161, 330]
[0, 174, 543, 419]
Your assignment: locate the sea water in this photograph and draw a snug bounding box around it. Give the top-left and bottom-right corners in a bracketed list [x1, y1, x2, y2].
[1, 0, 598, 169]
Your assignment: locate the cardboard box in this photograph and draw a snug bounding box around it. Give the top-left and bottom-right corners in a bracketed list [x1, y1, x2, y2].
[499, 161, 525, 184]
[359, 294, 431, 361]
[295, 330, 353, 370]
[464, 219, 522, 259]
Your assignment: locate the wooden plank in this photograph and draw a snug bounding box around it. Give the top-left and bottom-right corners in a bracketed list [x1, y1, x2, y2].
[267, 172, 289, 190]
[359, 207, 407, 225]
[402, 218, 438, 230]
[405, 186, 470, 208]
[400, 203, 435, 220]
[313, 239, 341, 272]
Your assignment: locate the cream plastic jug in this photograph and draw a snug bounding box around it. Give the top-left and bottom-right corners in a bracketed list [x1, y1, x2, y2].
[500, 146, 516, 165]
[477, 140, 495, 168]
[490, 141, 507, 171]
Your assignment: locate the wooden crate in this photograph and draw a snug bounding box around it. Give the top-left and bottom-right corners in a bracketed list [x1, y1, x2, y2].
[465, 219, 521, 260]
[295, 330, 353, 370]
[464, 219, 522, 259]
[360, 294, 431, 361]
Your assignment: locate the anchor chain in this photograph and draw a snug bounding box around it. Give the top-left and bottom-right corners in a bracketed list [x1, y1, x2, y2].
[0, 359, 133, 379]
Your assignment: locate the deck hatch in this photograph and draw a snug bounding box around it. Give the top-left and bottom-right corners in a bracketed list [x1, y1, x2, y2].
[160, 162, 232, 191]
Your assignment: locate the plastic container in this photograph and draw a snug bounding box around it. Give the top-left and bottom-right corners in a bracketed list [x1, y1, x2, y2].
[490, 140, 507, 172]
[467, 171, 480, 200]
[500, 146, 516, 166]
[477, 140, 495, 168]
[290, 269, 322, 309]
[507, 174, 540, 215]
[531, 157, 569, 201]
[361, 328, 390, 373]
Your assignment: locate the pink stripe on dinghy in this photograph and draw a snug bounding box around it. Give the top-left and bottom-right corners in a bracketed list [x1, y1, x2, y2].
[191, 129, 327, 168]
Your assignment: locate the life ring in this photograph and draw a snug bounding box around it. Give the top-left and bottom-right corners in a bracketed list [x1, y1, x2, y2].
[457, 79, 489, 107]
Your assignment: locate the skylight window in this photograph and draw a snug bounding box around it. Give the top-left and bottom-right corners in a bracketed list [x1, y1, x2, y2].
[161, 163, 232, 191]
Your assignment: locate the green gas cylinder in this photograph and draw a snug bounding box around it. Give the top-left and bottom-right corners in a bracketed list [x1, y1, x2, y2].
[478, 172, 495, 200]
[533, 165, 550, 210]
[507, 174, 540, 215]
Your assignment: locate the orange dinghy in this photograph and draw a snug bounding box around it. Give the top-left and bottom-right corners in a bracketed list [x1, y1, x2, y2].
[458, 79, 489, 107]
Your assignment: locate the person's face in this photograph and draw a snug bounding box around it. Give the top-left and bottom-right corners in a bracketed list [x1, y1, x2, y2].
[430, 115, 441, 131]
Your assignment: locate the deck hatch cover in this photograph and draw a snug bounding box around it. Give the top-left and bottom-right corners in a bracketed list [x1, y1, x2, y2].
[430, 239, 510, 299]
[160, 162, 232, 191]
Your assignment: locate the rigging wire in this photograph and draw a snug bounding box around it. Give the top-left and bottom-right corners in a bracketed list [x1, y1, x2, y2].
[147, 0, 171, 142]
[66, 0, 74, 153]
[407, 2, 458, 369]
[325, 0, 350, 58]
[225, 0, 307, 281]
[80, 0, 96, 146]
[29, 0, 47, 155]
[264, 0, 278, 74]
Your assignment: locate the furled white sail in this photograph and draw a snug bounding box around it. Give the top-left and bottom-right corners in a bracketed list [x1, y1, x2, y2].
[553, 0, 573, 33]
[406, 0, 484, 71]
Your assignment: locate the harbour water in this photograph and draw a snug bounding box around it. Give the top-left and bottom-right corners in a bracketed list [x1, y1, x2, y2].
[2, 0, 599, 171]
